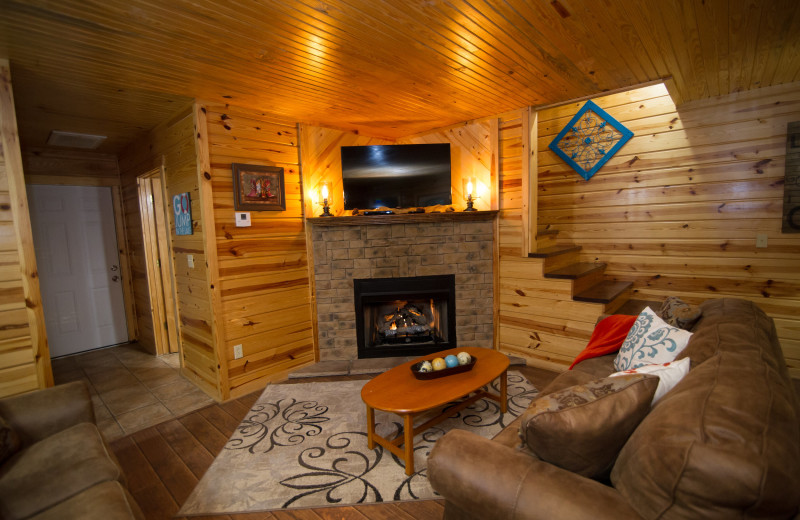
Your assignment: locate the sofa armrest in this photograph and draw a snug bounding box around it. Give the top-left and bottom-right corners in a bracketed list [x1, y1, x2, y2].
[428, 430, 643, 520]
[0, 381, 95, 445]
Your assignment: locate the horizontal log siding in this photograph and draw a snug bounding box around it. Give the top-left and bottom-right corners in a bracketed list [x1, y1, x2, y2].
[536, 82, 800, 376]
[204, 103, 314, 398]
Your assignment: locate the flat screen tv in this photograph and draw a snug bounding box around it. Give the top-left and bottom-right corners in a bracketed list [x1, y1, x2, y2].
[341, 143, 452, 210]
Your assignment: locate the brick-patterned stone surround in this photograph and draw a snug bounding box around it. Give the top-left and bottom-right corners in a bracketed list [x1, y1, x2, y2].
[309, 215, 496, 360]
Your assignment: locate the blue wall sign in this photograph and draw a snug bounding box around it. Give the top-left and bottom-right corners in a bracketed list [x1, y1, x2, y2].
[173, 192, 193, 235]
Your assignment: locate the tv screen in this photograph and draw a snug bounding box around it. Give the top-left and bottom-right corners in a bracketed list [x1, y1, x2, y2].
[341, 143, 452, 210]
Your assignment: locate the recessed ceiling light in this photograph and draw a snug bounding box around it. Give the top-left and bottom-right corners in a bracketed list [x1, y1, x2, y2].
[46, 130, 107, 149]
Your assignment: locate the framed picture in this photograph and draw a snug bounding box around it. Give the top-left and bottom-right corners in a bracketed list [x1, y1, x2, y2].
[231, 163, 286, 211]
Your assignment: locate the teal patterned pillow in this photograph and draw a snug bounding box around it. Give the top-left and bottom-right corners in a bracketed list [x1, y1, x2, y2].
[613, 307, 693, 371]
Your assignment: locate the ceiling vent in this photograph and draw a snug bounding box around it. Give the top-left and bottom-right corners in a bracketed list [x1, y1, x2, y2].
[46, 130, 107, 149]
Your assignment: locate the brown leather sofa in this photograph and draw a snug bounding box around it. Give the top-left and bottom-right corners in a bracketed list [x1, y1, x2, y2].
[429, 298, 800, 519]
[0, 381, 144, 519]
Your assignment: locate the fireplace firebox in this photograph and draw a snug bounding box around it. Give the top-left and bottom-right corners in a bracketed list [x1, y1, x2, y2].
[354, 275, 456, 358]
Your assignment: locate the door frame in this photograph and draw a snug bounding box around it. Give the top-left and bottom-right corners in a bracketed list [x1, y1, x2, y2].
[137, 168, 181, 356]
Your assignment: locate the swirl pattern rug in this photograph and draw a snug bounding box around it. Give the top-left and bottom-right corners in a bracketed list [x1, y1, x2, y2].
[179, 371, 537, 515]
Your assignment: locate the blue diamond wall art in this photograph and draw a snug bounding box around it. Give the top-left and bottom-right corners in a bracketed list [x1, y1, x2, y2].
[548, 99, 634, 181]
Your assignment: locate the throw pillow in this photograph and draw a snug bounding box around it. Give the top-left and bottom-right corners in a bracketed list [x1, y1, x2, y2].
[614, 307, 693, 372]
[569, 314, 637, 369]
[0, 415, 21, 464]
[658, 296, 702, 330]
[518, 374, 659, 478]
[609, 357, 691, 405]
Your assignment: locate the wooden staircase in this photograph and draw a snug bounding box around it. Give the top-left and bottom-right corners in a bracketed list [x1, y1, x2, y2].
[528, 229, 649, 315]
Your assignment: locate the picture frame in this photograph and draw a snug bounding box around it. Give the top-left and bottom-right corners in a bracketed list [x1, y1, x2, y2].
[231, 163, 286, 211]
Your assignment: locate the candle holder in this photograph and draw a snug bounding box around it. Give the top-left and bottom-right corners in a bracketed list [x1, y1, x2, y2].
[319, 181, 333, 217]
[462, 176, 479, 212]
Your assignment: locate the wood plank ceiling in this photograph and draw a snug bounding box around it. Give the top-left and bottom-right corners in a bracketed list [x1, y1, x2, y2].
[1, 0, 799, 154]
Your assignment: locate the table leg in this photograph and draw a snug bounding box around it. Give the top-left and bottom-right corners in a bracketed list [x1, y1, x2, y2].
[366, 404, 375, 450]
[500, 369, 508, 414]
[403, 413, 414, 476]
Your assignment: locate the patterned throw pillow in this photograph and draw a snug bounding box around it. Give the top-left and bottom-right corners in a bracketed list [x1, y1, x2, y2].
[609, 357, 691, 405]
[519, 374, 659, 478]
[658, 296, 702, 330]
[614, 307, 693, 372]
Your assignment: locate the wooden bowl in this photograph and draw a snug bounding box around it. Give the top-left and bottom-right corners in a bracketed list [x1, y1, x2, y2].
[411, 357, 477, 380]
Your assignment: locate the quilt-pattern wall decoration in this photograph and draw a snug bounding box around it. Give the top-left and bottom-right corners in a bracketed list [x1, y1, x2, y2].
[548, 99, 634, 180]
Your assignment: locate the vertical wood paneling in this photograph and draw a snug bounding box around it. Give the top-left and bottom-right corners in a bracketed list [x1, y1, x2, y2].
[534, 81, 800, 375]
[0, 60, 52, 397]
[205, 103, 314, 398]
[119, 104, 222, 399]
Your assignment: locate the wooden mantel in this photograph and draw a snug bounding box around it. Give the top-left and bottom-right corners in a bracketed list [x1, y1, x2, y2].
[306, 210, 498, 227]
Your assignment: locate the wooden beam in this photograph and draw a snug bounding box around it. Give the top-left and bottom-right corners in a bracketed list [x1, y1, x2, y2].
[194, 102, 228, 401]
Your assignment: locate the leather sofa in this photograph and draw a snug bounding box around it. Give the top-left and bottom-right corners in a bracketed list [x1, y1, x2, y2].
[429, 298, 800, 519]
[0, 381, 144, 519]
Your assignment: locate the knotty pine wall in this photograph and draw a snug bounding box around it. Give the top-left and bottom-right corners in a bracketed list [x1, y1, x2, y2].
[0, 60, 52, 397]
[119, 104, 223, 400]
[535, 82, 800, 374]
[203, 103, 314, 399]
[22, 148, 121, 187]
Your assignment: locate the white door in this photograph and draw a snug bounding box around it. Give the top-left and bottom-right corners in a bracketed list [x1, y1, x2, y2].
[28, 185, 129, 357]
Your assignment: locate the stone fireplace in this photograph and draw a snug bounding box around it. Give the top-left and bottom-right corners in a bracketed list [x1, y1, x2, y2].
[308, 213, 496, 361]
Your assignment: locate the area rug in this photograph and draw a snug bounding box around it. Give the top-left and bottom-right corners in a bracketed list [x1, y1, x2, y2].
[179, 371, 537, 515]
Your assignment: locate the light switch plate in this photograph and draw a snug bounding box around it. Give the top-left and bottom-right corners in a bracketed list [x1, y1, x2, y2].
[233, 344, 243, 359]
[235, 211, 251, 227]
[187, 254, 194, 268]
[756, 234, 768, 248]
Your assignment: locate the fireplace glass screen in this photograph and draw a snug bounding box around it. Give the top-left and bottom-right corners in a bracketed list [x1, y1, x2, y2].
[354, 275, 456, 358]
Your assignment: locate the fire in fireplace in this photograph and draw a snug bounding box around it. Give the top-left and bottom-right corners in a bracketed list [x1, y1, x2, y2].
[354, 275, 456, 358]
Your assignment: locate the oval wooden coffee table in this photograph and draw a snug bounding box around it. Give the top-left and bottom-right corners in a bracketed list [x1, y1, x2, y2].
[361, 346, 509, 475]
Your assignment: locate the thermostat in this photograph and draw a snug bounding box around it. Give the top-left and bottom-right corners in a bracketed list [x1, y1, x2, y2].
[235, 211, 251, 227]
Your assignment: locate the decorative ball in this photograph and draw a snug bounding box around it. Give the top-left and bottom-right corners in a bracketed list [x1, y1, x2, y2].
[418, 360, 433, 373]
[445, 355, 459, 368]
[431, 357, 447, 371]
[457, 351, 472, 365]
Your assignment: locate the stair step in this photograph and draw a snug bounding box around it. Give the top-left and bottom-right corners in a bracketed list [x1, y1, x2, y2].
[528, 245, 581, 259]
[614, 298, 663, 316]
[574, 281, 633, 304]
[536, 229, 559, 238]
[544, 262, 606, 280]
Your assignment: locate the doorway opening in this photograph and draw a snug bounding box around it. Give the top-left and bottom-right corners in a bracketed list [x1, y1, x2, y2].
[28, 185, 130, 357]
[137, 169, 180, 355]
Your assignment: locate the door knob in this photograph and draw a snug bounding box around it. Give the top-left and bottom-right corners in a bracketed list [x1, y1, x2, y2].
[112, 275, 120, 282]
[111, 265, 119, 271]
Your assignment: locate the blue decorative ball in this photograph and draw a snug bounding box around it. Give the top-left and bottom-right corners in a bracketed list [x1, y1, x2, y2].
[445, 355, 459, 368]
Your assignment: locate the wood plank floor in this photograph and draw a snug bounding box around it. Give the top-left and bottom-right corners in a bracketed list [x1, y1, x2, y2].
[110, 367, 560, 520]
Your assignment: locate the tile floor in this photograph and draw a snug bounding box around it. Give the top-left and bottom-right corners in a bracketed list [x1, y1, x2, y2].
[51, 343, 215, 442]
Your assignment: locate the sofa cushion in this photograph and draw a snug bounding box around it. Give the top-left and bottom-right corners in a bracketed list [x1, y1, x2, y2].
[609, 357, 691, 405]
[27, 481, 144, 520]
[519, 374, 658, 478]
[0, 415, 20, 465]
[657, 296, 702, 330]
[614, 307, 692, 371]
[0, 422, 124, 519]
[612, 345, 800, 517]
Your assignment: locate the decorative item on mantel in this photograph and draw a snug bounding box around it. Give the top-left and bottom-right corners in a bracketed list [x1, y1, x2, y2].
[462, 176, 479, 212]
[548, 99, 634, 181]
[318, 181, 333, 217]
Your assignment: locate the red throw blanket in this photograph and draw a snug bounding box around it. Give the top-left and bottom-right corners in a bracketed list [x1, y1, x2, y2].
[569, 314, 637, 369]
